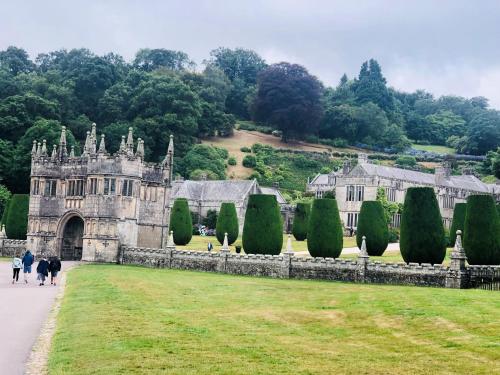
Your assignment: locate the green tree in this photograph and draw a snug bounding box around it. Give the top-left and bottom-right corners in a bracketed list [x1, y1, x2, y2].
[202, 209, 218, 230]
[133, 48, 195, 71]
[0, 184, 11, 221]
[292, 202, 310, 241]
[242, 194, 283, 255]
[449, 203, 467, 246]
[376, 187, 399, 224]
[356, 201, 389, 256]
[4, 194, 29, 239]
[400, 187, 446, 264]
[353, 59, 394, 111]
[307, 199, 343, 258]
[463, 110, 500, 155]
[463, 195, 500, 265]
[216, 202, 239, 245]
[0, 46, 35, 75]
[181, 145, 226, 180]
[169, 198, 193, 245]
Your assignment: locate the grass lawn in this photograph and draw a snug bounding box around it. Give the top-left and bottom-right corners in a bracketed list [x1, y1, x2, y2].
[412, 144, 456, 154]
[48, 265, 500, 375]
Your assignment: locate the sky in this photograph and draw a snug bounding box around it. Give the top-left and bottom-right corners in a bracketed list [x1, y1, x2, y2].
[2, 0, 500, 107]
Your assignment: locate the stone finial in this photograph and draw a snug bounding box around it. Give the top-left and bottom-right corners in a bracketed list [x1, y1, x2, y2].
[91, 122, 97, 140]
[31, 140, 37, 157]
[166, 230, 176, 249]
[51, 144, 57, 160]
[119, 135, 126, 153]
[126, 127, 134, 152]
[220, 232, 230, 253]
[136, 138, 144, 158]
[451, 230, 466, 260]
[41, 139, 47, 156]
[285, 234, 294, 254]
[83, 130, 91, 155]
[162, 134, 174, 166]
[36, 141, 42, 157]
[0, 224, 6, 239]
[98, 134, 106, 153]
[90, 123, 97, 154]
[70, 145, 75, 158]
[58, 126, 68, 159]
[359, 235, 369, 258]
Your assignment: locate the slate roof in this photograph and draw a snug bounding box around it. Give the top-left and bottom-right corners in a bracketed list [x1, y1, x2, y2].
[259, 186, 287, 204]
[171, 180, 257, 202]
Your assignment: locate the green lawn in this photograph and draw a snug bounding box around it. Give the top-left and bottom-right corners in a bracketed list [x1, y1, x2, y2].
[48, 265, 500, 375]
[412, 144, 456, 154]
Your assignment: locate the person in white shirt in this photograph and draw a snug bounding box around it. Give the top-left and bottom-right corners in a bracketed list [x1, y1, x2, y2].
[12, 254, 22, 284]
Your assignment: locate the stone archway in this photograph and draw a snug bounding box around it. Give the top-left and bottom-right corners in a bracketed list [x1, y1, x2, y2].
[59, 215, 84, 260]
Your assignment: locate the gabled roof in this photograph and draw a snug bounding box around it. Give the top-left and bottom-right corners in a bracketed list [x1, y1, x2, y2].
[171, 180, 257, 202]
[259, 186, 287, 204]
[309, 174, 329, 185]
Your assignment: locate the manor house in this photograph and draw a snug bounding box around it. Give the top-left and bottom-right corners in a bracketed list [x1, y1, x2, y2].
[307, 154, 500, 230]
[27, 124, 286, 262]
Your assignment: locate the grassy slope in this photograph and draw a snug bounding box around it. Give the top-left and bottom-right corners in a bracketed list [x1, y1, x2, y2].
[49, 265, 500, 375]
[412, 144, 456, 154]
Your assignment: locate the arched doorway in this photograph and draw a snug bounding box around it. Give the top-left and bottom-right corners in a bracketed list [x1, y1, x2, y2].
[60, 216, 84, 260]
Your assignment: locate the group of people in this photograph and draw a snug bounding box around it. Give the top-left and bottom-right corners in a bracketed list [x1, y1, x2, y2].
[11, 250, 62, 286]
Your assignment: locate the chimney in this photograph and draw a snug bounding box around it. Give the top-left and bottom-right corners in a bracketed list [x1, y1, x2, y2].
[357, 153, 368, 165]
[342, 158, 351, 175]
[435, 161, 451, 185]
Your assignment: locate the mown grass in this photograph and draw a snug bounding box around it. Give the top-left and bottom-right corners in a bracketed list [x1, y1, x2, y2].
[412, 144, 456, 154]
[48, 265, 500, 375]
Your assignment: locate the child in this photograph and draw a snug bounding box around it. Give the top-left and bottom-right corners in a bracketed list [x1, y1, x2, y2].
[12, 254, 22, 284]
[36, 257, 49, 286]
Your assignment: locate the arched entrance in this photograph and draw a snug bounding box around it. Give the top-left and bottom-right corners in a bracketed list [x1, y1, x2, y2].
[60, 216, 84, 260]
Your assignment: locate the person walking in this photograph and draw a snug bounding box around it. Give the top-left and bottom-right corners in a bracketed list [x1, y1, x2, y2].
[11, 254, 22, 284]
[22, 250, 34, 284]
[48, 256, 62, 286]
[36, 257, 49, 286]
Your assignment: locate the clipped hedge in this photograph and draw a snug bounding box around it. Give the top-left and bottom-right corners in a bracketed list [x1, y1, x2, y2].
[356, 201, 389, 256]
[242, 155, 257, 168]
[449, 203, 466, 246]
[242, 194, 283, 255]
[169, 198, 193, 245]
[307, 198, 343, 258]
[292, 202, 310, 241]
[400, 187, 446, 264]
[1, 198, 11, 226]
[463, 195, 500, 265]
[216, 202, 239, 245]
[4, 194, 29, 240]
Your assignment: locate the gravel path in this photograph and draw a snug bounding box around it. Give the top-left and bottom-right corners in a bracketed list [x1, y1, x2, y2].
[0, 260, 76, 375]
[293, 242, 400, 257]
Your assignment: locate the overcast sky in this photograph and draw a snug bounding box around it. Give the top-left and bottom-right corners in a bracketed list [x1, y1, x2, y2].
[2, 0, 500, 107]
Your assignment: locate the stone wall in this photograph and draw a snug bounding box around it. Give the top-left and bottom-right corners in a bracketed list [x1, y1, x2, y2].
[0, 239, 27, 257]
[120, 245, 499, 289]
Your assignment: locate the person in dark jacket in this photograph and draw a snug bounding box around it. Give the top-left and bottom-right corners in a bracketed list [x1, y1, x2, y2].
[36, 257, 49, 286]
[48, 256, 62, 286]
[22, 250, 35, 284]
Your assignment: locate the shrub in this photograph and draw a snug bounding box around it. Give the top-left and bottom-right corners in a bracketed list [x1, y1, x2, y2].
[1, 197, 11, 226]
[307, 199, 343, 258]
[242, 155, 257, 168]
[400, 187, 446, 264]
[189, 169, 218, 180]
[388, 228, 399, 243]
[449, 203, 466, 246]
[242, 194, 283, 255]
[216, 202, 239, 245]
[4, 194, 29, 240]
[395, 155, 417, 167]
[292, 202, 310, 241]
[356, 201, 389, 256]
[202, 209, 218, 229]
[169, 198, 193, 245]
[463, 195, 500, 265]
[228, 156, 237, 166]
[240, 146, 251, 153]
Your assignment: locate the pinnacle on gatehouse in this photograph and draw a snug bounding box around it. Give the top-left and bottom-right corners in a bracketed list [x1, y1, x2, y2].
[126, 127, 134, 149]
[98, 134, 106, 153]
[91, 123, 97, 154]
[58, 126, 68, 159]
[51, 144, 57, 160]
[36, 141, 42, 157]
[119, 135, 126, 153]
[136, 138, 144, 158]
[31, 140, 37, 157]
[41, 139, 47, 156]
[70, 145, 75, 158]
[83, 130, 91, 155]
[162, 134, 174, 165]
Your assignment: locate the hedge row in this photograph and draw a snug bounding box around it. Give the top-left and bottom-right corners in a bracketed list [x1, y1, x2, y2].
[4, 194, 29, 240]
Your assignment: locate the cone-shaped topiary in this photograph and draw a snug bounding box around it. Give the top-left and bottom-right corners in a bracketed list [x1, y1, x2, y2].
[463, 194, 500, 265]
[307, 198, 343, 258]
[5, 194, 29, 240]
[169, 198, 193, 245]
[449, 203, 466, 246]
[356, 201, 389, 256]
[1, 198, 11, 226]
[292, 202, 310, 241]
[400, 187, 446, 264]
[497, 203, 500, 217]
[216, 202, 239, 245]
[242, 194, 283, 255]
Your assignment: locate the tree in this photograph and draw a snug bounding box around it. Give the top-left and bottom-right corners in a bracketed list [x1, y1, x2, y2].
[463, 110, 500, 155]
[216, 202, 239, 245]
[356, 201, 389, 256]
[169, 198, 193, 245]
[202, 209, 218, 230]
[400, 187, 446, 264]
[0, 184, 11, 222]
[376, 187, 399, 224]
[4, 194, 29, 239]
[0, 46, 35, 75]
[353, 59, 394, 111]
[209, 48, 266, 85]
[251, 62, 324, 141]
[181, 144, 226, 180]
[242, 194, 283, 255]
[449, 203, 467, 246]
[133, 49, 195, 71]
[463, 195, 500, 265]
[307, 198, 343, 258]
[292, 202, 310, 241]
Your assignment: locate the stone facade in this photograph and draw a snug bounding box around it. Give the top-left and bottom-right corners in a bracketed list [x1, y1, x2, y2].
[307, 154, 500, 230]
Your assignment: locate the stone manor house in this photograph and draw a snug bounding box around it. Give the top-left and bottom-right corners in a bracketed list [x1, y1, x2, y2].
[27, 124, 286, 262]
[307, 154, 500, 230]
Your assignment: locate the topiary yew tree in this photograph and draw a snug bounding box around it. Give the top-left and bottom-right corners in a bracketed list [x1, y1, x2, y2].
[169, 198, 193, 245]
[292, 202, 310, 241]
[463, 194, 500, 265]
[242, 194, 283, 255]
[356, 201, 389, 256]
[307, 198, 343, 258]
[5, 194, 29, 240]
[400, 187, 446, 264]
[216, 202, 239, 245]
[449, 203, 466, 247]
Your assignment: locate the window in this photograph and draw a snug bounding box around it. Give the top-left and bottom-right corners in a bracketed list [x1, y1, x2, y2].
[66, 179, 84, 196]
[316, 190, 323, 198]
[386, 187, 396, 202]
[346, 185, 364, 201]
[347, 213, 359, 228]
[121, 179, 134, 197]
[442, 195, 454, 209]
[32, 179, 40, 195]
[44, 180, 57, 196]
[104, 178, 116, 195]
[88, 178, 97, 195]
